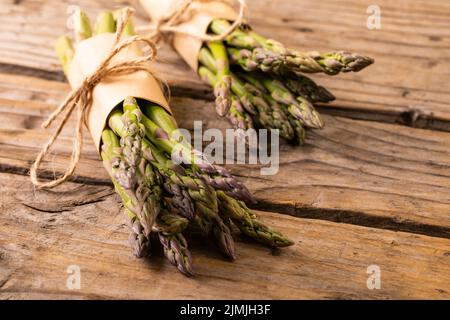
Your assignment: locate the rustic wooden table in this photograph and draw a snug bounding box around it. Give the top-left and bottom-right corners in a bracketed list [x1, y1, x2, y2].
[0, 0, 449, 299]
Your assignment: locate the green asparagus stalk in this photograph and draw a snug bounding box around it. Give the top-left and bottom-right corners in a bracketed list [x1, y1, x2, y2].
[284, 75, 335, 103]
[55, 36, 74, 76]
[200, 48, 256, 115]
[252, 30, 374, 76]
[126, 208, 152, 258]
[209, 19, 259, 49]
[238, 69, 334, 104]
[207, 41, 232, 116]
[73, 10, 92, 42]
[229, 95, 254, 131]
[154, 209, 189, 234]
[293, 50, 375, 76]
[288, 114, 307, 145]
[217, 191, 294, 248]
[150, 159, 208, 221]
[261, 78, 324, 129]
[106, 111, 194, 268]
[106, 101, 162, 236]
[198, 64, 253, 131]
[151, 197, 197, 276]
[109, 106, 197, 271]
[200, 48, 304, 139]
[228, 47, 285, 74]
[101, 132, 153, 258]
[94, 12, 116, 35]
[237, 71, 322, 136]
[158, 232, 194, 276]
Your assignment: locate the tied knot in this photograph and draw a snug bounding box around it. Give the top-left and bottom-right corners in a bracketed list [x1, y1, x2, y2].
[139, 0, 248, 44]
[31, 8, 158, 189]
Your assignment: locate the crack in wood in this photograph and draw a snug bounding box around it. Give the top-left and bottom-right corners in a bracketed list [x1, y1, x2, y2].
[0, 63, 65, 82]
[21, 189, 114, 214]
[22, 203, 72, 214]
[0, 163, 112, 187]
[316, 105, 450, 132]
[0, 276, 11, 290]
[251, 200, 450, 240]
[1, 62, 450, 132]
[2, 161, 449, 240]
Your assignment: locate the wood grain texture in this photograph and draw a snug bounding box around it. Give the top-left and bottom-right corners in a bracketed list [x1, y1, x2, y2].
[0, 73, 449, 239]
[0, 0, 450, 129]
[1, 0, 450, 300]
[1, 173, 449, 300]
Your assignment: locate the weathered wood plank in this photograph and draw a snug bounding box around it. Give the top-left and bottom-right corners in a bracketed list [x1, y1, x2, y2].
[1, 0, 450, 129]
[0, 73, 449, 238]
[1, 172, 448, 299]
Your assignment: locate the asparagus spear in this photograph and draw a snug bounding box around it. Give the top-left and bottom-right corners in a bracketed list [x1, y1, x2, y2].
[147, 208, 193, 276]
[73, 10, 92, 42]
[236, 72, 297, 140]
[106, 98, 198, 269]
[284, 75, 335, 103]
[55, 36, 74, 76]
[295, 50, 375, 76]
[101, 132, 154, 258]
[198, 18, 374, 147]
[229, 95, 254, 131]
[217, 192, 294, 247]
[107, 107, 198, 268]
[261, 78, 324, 129]
[158, 232, 194, 276]
[198, 63, 253, 131]
[288, 113, 307, 146]
[126, 208, 152, 258]
[154, 209, 189, 234]
[94, 12, 116, 35]
[108, 101, 162, 236]
[228, 47, 285, 74]
[200, 48, 257, 115]
[207, 41, 232, 116]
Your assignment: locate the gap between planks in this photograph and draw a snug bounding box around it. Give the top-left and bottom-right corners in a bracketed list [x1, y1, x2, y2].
[1, 62, 449, 132]
[2, 164, 449, 241]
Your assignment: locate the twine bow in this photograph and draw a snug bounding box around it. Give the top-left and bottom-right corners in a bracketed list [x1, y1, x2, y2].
[31, 0, 247, 189]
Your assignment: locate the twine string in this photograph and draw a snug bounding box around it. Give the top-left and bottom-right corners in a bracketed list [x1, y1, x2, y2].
[140, 0, 247, 43]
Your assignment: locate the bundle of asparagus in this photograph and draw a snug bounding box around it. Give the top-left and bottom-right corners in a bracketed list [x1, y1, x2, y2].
[198, 19, 374, 144]
[55, 9, 293, 276]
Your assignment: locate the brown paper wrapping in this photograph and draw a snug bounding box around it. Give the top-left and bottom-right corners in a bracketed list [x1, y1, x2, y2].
[67, 33, 170, 151]
[140, 0, 237, 70]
